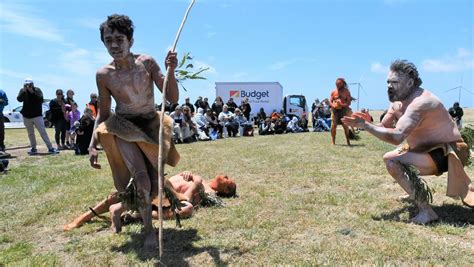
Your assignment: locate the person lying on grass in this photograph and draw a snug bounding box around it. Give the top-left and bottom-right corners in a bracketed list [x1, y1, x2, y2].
[64, 172, 237, 232]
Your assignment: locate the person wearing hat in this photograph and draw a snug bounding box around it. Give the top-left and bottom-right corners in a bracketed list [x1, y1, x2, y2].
[17, 78, 59, 155]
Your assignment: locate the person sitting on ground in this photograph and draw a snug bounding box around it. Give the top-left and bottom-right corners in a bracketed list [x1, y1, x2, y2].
[218, 105, 238, 137]
[182, 105, 198, 143]
[313, 104, 331, 132]
[193, 107, 210, 140]
[169, 105, 190, 144]
[255, 107, 267, 126]
[298, 113, 309, 132]
[63, 171, 237, 231]
[259, 118, 275, 135]
[233, 108, 254, 136]
[204, 108, 222, 139]
[287, 116, 304, 133]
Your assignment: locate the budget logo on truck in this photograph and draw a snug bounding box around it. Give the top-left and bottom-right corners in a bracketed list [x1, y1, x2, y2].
[230, 90, 240, 98]
[241, 90, 269, 100]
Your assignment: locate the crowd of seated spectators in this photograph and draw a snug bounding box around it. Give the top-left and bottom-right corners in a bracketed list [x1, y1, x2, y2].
[166, 95, 346, 144]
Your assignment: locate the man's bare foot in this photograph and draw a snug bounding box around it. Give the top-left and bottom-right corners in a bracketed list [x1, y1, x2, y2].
[144, 232, 157, 250]
[397, 194, 414, 203]
[410, 207, 439, 224]
[461, 190, 474, 208]
[63, 221, 79, 231]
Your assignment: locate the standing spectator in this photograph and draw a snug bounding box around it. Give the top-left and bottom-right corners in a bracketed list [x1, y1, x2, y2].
[0, 89, 8, 152]
[50, 89, 68, 150]
[311, 98, 320, 122]
[194, 96, 204, 110]
[182, 97, 195, 115]
[86, 93, 99, 119]
[202, 97, 211, 111]
[448, 102, 463, 130]
[240, 97, 252, 121]
[226, 97, 238, 113]
[211, 96, 224, 117]
[65, 89, 75, 105]
[75, 107, 95, 155]
[17, 78, 59, 155]
[64, 89, 75, 147]
[67, 102, 81, 149]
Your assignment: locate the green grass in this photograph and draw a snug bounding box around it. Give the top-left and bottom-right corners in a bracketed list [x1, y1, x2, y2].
[0, 110, 473, 265]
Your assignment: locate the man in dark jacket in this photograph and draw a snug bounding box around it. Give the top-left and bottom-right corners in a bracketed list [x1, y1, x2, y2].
[17, 78, 59, 155]
[448, 102, 463, 130]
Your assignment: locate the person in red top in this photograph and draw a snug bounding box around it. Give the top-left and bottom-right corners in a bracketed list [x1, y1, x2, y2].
[329, 78, 353, 145]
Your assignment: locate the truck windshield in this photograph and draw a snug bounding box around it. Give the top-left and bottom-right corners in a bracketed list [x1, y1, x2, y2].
[289, 96, 305, 108]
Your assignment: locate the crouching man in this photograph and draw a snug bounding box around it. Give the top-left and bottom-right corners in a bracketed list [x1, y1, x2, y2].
[342, 59, 473, 224]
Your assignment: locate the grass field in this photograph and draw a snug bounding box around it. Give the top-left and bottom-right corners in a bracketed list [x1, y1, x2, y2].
[0, 109, 473, 266]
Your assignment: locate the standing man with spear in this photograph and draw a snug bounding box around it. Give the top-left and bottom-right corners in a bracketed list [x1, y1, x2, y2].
[88, 14, 182, 250]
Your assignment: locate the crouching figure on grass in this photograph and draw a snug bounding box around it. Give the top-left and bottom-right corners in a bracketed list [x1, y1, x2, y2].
[342, 59, 473, 224]
[88, 14, 181, 249]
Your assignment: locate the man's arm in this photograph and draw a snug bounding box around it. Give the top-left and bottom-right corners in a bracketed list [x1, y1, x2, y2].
[17, 89, 26, 102]
[88, 70, 112, 168]
[33, 87, 43, 102]
[147, 53, 179, 104]
[342, 105, 421, 145]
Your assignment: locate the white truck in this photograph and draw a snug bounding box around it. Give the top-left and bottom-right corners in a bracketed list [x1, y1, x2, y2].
[215, 82, 308, 119]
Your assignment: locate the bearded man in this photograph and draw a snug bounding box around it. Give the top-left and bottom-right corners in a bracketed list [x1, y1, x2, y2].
[342, 59, 473, 224]
[329, 78, 353, 145]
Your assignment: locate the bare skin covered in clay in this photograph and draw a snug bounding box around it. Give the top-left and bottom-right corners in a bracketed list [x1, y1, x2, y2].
[63, 172, 237, 231]
[342, 59, 473, 224]
[87, 14, 179, 250]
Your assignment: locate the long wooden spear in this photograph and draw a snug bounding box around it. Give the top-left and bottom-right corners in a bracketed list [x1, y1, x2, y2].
[157, 0, 195, 258]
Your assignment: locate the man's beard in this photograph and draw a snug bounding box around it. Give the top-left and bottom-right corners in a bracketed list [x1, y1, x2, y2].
[387, 88, 411, 102]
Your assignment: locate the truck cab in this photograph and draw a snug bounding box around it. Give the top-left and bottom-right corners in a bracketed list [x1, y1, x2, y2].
[283, 95, 308, 119]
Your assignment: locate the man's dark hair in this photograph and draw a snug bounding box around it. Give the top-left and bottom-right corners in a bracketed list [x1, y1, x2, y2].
[390, 59, 423, 87]
[100, 14, 134, 42]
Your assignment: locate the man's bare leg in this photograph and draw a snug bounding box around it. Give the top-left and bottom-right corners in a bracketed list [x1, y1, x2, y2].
[383, 150, 440, 224]
[330, 122, 337, 145]
[116, 138, 156, 249]
[109, 202, 124, 233]
[64, 193, 120, 231]
[342, 123, 351, 146]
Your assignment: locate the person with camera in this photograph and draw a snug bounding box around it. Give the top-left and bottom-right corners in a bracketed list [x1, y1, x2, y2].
[17, 78, 59, 155]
